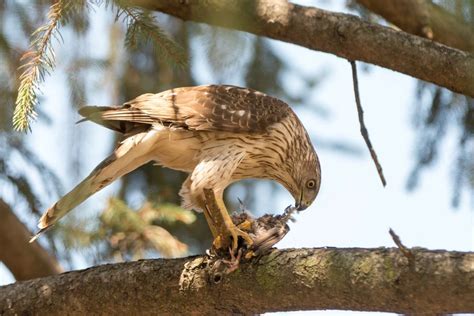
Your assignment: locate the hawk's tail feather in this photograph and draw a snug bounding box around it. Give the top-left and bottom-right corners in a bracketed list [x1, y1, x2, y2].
[29, 226, 50, 243]
[78, 106, 152, 134]
[35, 175, 96, 231]
[78, 106, 125, 133]
[77, 106, 155, 133]
[32, 130, 158, 241]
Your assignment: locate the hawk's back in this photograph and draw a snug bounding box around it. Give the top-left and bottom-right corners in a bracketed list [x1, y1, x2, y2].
[80, 85, 294, 135]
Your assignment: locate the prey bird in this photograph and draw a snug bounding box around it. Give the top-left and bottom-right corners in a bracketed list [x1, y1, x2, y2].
[31, 85, 321, 251]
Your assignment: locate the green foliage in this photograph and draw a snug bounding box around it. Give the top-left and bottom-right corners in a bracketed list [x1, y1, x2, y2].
[13, 0, 187, 132]
[3, 0, 193, 263]
[119, 6, 187, 67]
[13, 0, 80, 132]
[60, 197, 195, 260]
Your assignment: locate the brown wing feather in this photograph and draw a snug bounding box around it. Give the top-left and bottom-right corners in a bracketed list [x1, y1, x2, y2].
[79, 85, 292, 133]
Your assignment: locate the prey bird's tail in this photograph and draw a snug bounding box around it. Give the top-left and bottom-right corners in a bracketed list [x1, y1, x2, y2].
[30, 129, 159, 242]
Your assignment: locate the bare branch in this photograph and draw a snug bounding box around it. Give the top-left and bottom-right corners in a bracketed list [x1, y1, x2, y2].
[0, 199, 62, 281]
[129, 0, 474, 98]
[350, 60, 386, 186]
[389, 228, 413, 260]
[356, 0, 474, 53]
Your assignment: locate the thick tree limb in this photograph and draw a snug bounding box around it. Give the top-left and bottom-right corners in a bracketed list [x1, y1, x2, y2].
[0, 199, 62, 281]
[129, 0, 474, 98]
[1, 247, 473, 314]
[356, 0, 474, 53]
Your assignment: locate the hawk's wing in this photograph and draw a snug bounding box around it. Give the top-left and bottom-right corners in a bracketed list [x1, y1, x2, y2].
[79, 85, 292, 133]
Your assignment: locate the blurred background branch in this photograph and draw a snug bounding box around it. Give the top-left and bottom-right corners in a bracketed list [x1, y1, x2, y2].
[355, 0, 474, 53]
[0, 199, 62, 280]
[131, 0, 474, 98]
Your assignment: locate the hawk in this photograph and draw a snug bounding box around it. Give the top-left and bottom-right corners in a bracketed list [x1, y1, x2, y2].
[32, 85, 321, 251]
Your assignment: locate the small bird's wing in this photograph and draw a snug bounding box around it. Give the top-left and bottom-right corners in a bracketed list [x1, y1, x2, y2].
[79, 85, 293, 134]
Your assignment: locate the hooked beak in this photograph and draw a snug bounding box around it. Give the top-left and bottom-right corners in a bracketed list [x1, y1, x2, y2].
[295, 201, 309, 211]
[295, 190, 309, 211]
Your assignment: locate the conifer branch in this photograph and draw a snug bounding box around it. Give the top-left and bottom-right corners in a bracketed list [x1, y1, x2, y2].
[13, 0, 88, 132]
[13, 1, 66, 132]
[113, 0, 187, 67]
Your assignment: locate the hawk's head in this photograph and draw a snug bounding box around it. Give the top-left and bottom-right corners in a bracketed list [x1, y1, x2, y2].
[280, 147, 321, 211]
[294, 156, 321, 211]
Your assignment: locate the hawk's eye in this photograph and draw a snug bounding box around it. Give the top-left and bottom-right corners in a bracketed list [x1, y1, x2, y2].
[306, 179, 316, 189]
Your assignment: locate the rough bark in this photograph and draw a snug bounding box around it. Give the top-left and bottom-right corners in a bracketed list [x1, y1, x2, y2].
[356, 0, 474, 53]
[129, 0, 474, 98]
[1, 247, 473, 314]
[0, 199, 62, 281]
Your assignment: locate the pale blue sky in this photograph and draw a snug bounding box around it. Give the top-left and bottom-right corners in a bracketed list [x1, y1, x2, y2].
[1, 1, 472, 314]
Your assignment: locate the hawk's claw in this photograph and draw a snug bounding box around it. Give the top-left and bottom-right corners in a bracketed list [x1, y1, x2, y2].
[211, 223, 254, 253]
[228, 224, 253, 252]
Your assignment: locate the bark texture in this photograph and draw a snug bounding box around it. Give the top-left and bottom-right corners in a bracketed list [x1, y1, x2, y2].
[1, 247, 473, 314]
[130, 0, 474, 98]
[356, 0, 474, 53]
[0, 199, 62, 281]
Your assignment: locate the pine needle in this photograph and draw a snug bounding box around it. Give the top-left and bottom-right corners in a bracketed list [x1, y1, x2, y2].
[13, 0, 87, 132]
[112, 0, 187, 67]
[13, 1, 63, 131]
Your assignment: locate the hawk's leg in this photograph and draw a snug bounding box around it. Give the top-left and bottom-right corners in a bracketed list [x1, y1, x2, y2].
[202, 188, 253, 252]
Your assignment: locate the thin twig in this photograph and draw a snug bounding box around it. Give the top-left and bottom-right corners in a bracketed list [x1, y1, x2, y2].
[389, 228, 413, 259]
[349, 60, 387, 186]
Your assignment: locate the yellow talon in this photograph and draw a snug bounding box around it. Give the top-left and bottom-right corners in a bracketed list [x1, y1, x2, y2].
[227, 224, 254, 252]
[237, 219, 253, 231]
[212, 235, 225, 249]
[202, 188, 254, 253]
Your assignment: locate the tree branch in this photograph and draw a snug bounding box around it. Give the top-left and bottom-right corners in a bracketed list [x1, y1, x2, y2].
[350, 60, 386, 186]
[129, 0, 474, 98]
[0, 199, 62, 281]
[1, 247, 473, 314]
[356, 0, 474, 53]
